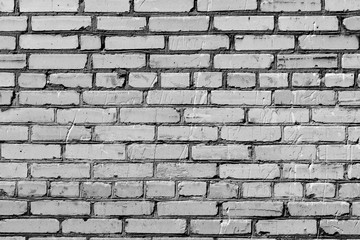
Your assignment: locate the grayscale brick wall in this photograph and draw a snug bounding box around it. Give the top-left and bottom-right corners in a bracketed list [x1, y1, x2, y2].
[0, 0, 359, 237]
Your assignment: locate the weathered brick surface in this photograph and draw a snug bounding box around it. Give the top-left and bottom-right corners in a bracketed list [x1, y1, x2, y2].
[0, 0, 357, 238]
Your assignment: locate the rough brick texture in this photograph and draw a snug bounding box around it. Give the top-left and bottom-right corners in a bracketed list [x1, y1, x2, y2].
[0, 0, 358, 238]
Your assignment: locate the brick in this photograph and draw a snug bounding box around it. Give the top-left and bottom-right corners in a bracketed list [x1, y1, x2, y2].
[242, 182, 271, 198]
[96, 73, 124, 88]
[313, 108, 360, 123]
[65, 144, 125, 160]
[95, 201, 154, 216]
[0, 163, 27, 178]
[134, 0, 193, 12]
[306, 183, 336, 198]
[20, 35, 78, 49]
[149, 16, 209, 32]
[161, 73, 190, 88]
[0, 73, 14, 87]
[0, 201, 27, 215]
[169, 35, 228, 51]
[208, 182, 238, 199]
[147, 90, 207, 105]
[156, 163, 216, 179]
[94, 126, 155, 141]
[31, 163, 90, 178]
[0, 91, 13, 105]
[259, 73, 288, 88]
[20, 0, 78, 12]
[278, 54, 337, 69]
[211, 90, 271, 105]
[223, 201, 283, 216]
[114, 181, 143, 198]
[194, 72, 222, 88]
[2, 144, 60, 159]
[299, 35, 358, 50]
[283, 126, 345, 142]
[220, 164, 280, 179]
[128, 144, 188, 159]
[214, 16, 274, 31]
[29, 54, 87, 69]
[97, 17, 146, 31]
[292, 73, 321, 87]
[249, 108, 310, 123]
[106, 36, 164, 50]
[81, 35, 101, 50]
[261, 0, 321, 11]
[146, 181, 175, 198]
[339, 183, 360, 198]
[49, 73, 93, 88]
[32, 16, 91, 31]
[344, 16, 360, 30]
[0, 36, 15, 50]
[274, 90, 336, 105]
[0, 55, 26, 69]
[50, 182, 79, 197]
[274, 182, 303, 198]
[288, 202, 349, 216]
[0, 126, 27, 141]
[192, 144, 250, 160]
[129, 72, 157, 88]
[158, 201, 217, 216]
[150, 54, 210, 68]
[198, 0, 257, 11]
[339, 92, 360, 106]
[0, 0, 13, 11]
[256, 220, 316, 235]
[94, 163, 153, 178]
[283, 164, 344, 179]
[324, 73, 354, 87]
[320, 220, 360, 235]
[19, 91, 79, 105]
[0, 182, 15, 197]
[325, 0, 360, 11]
[279, 16, 338, 31]
[57, 108, 116, 124]
[31, 200, 90, 215]
[62, 219, 122, 234]
[214, 54, 274, 69]
[179, 181, 206, 196]
[120, 108, 180, 123]
[82, 182, 111, 198]
[227, 73, 256, 88]
[255, 145, 316, 161]
[348, 164, 360, 179]
[0, 17, 27, 31]
[18, 181, 47, 197]
[0, 219, 59, 233]
[191, 219, 251, 235]
[83, 91, 142, 105]
[236, 35, 294, 50]
[158, 126, 217, 141]
[351, 202, 360, 216]
[84, 0, 128, 12]
[185, 108, 244, 123]
[32, 125, 91, 141]
[93, 54, 146, 69]
[221, 126, 281, 142]
[19, 73, 46, 88]
[319, 145, 360, 161]
[126, 219, 186, 234]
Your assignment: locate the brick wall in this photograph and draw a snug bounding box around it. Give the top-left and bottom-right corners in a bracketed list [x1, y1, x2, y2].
[0, 0, 359, 237]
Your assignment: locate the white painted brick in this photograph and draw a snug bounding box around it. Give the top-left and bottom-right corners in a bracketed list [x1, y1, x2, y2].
[227, 73, 256, 88]
[83, 91, 142, 105]
[278, 54, 338, 69]
[93, 54, 146, 69]
[324, 73, 354, 87]
[0, 16, 27, 31]
[97, 17, 146, 31]
[94, 126, 155, 141]
[134, 0, 193, 12]
[256, 220, 316, 235]
[150, 54, 210, 68]
[261, 0, 321, 11]
[326, 0, 360, 11]
[255, 145, 316, 161]
[214, 54, 274, 69]
[161, 73, 190, 88]
[194, 72, 222, 88]
[312, 108, 360, 123]
[306, 183, 335, 198]
[198, 0, 257, 11]
[242, 182, 271, 198]
[0, 73, 14, 87]
[279, 16, 338, 31]
[191, 219, 251, 235]
[156, 163, 216, 178]
[146, 181, 175, 198]
[147, 90, 207, 105]
[274, 182, 303, 198]
[192, 144, 249, 160]
[96, 73, 124, 88]
[0, 108, 54, 123]
[221, 126, 281, 142]
[179, 181, 206, 196]
[209, 182, 238, 199]
[259, 73, 288, 88]
[29, 54, 87, 69]
[0, 55, 26, 69]
[0, 90, 13, 105]
[283, 126, 345, 142]
[0, 36, 15, 50]
[343, 54, 360, 68]
[114, 181, 143, 198]
[149, 16, 209, 32]
[299, 35, 358, 50]
[120, 108, 180, 123]
[2, 144, 61, 159]
[0, 126, 28, 141]
[344, 16, 360, 30]
[0, 219, 59, 233]
[57, 108, 116, 124]
[20, 0, 78, 12]
[129, 72, 158, 88]
[31, 200, 90, 215]
[94, 163, 153, 178]
[94, 201, 154, 216]
[292, 73, 321, 87]
[32, 16, 91, 31]
[158, 201, 217, 216]
[49, 73, 93, 88]
[19, 73, 46, 88]
[184, 108, 244, 123]
[62, 219, 122, 234]
[65, 144, 125, 160]
[50, 182, 79, 197]
[283, 163, 344, 179]
[235, 35, 294, 50]
[214, 16, 274, 31]
[19, 91, 79, 105]
[223, 201, 283, 216]
[320, 220, 360, 235]
[0, 0, 14, 12]
[128, 144, 188, 159]
[211, 90, 271, 105]
[220, 164, 280, 179]
[84, 0, 129, 12]
[106, 36, 164, 50]
[18, 181, 47, 197]
[0, 163, 27, 178]
[80, 35, 101, 50]
[31, 163, 90, 178]
[0, 201, 27, 215]
[158, 126, 217, 141]
[82, 182, 111, 198]
[169, 35, 228, 50]
[126, 219, 186, 234]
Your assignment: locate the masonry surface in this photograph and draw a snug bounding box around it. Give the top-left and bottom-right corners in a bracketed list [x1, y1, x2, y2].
[1, 0, 360, 238]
